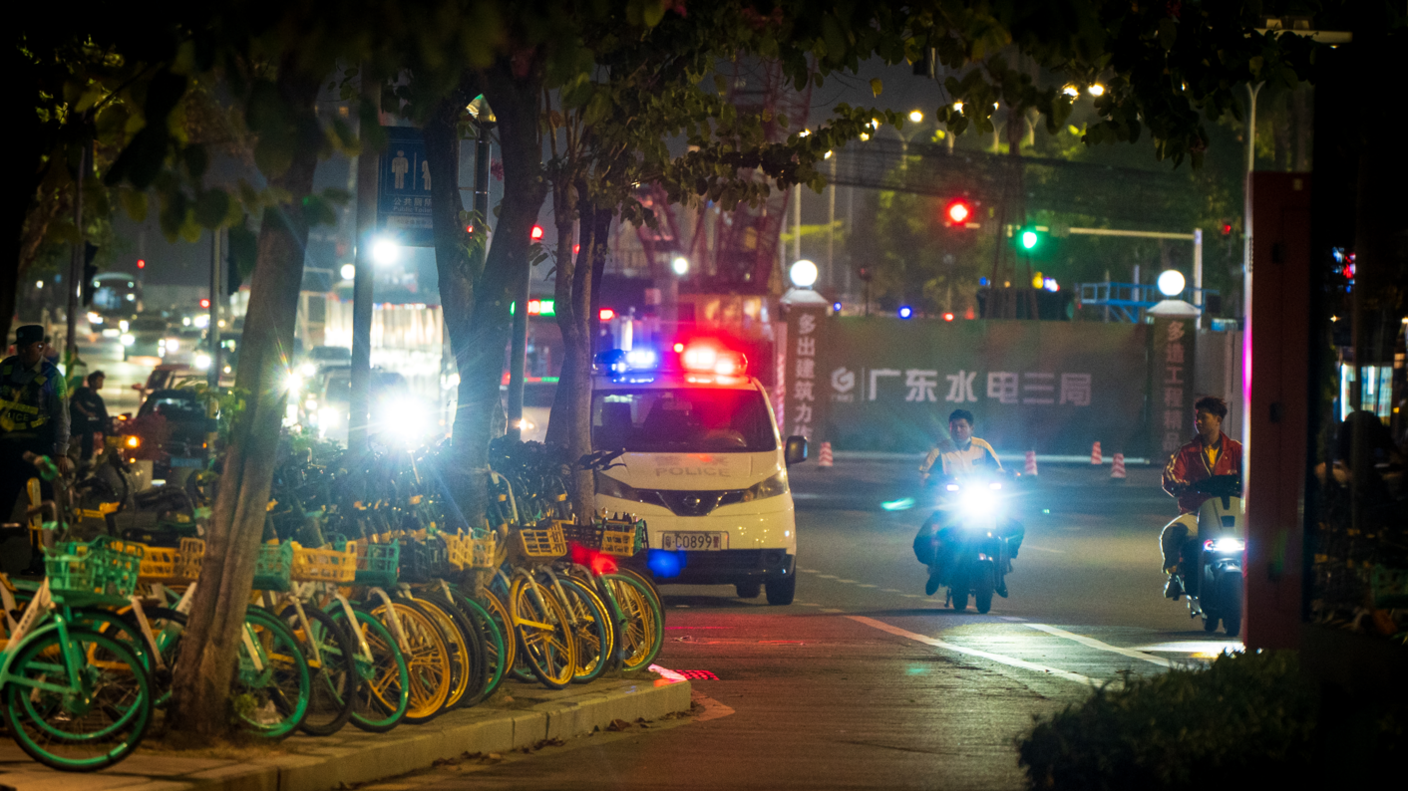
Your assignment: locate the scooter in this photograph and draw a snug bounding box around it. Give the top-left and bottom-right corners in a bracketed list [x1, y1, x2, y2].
[925, 472, 1015, 614]
[1172, 474, 1245, 637]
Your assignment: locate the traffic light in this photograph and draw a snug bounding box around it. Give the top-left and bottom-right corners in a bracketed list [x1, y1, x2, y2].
[944, 199, 979, 228]
[530, 225, 544, 241]
[199, 298, 211, 309]
[1021, 230, 1039, 250]
[1012, 225, 1048, 252]
[598, 307, 616, 322]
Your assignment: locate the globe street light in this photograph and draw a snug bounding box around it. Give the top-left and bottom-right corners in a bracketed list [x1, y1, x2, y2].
[1157, 269, 1186, 297]
[789, 259, 818, 289]
[671, 255, 690, 276]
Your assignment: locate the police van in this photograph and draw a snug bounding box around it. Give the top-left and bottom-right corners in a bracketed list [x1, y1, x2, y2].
[591, 342, 807, 604]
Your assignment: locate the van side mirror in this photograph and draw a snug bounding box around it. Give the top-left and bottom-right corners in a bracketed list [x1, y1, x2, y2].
[784, 436, 808, 466]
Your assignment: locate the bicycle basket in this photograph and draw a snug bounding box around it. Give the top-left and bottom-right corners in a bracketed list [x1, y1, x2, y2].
[291, 542, 357, 583]
[560, 521, 601, 550]
[138, 544, 180, 581]
[512, 520, 567, 560]
[252, 541, 294, 592]
[398, 535, 451, 582]
[46, 537, 144, 606]
[350, 540, 400, 587]
[600, 518, 648, 557]
[174, 537, 206, 581]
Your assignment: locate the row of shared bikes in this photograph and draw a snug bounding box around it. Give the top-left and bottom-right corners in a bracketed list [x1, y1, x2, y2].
[0, 436, 663, 772]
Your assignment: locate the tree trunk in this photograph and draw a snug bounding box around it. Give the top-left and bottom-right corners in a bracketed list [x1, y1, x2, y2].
[167, 64, 321, 745]
[431, 61, 547, 527]
[423, 77, 486, 525]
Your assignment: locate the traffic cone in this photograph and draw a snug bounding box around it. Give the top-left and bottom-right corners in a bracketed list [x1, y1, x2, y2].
[1024, 450, 1038, 476]
[1090, 441, 1103, 465]
[818, 441, 833, 469]
[1110, 453, 1127, 482]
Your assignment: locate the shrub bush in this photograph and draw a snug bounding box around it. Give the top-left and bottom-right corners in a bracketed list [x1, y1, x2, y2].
[1017, 651, 1319, 790]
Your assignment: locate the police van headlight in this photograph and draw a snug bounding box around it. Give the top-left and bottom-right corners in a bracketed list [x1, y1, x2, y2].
[595, 473, 639, 501]
[737, 471, 789, 503]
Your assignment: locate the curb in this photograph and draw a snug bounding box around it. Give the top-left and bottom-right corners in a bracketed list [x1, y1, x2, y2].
[0, 676, 691, 791]
[830, 450, 1152, 465]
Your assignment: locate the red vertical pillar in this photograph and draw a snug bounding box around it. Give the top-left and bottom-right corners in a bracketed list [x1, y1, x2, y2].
[1245, 172, 1312, 650]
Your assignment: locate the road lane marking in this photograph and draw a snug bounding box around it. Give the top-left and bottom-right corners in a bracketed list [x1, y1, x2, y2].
[693, 691, 736, 722]
[1020, 545, 1065, 554]
[799, 568, 819, 573]
[1131, 640, 1243, 657]
[900, 594, 922, 598]
[856, 584, 878, 588]
[818, 574, 838, 579]
[846, 615, 1098, 686]
[881, 588, 902, 593]
[800, 602, 822, 607]
[836, 579, 857, 583]
[1024, 624, 1172, 668]
[821, 608, 844, 613]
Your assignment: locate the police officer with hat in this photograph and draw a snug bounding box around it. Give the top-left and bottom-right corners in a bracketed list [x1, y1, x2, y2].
[1, 324, 71, 520]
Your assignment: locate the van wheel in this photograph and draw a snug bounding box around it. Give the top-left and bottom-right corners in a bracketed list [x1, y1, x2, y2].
[735, 582, 761, 599]
[765, 575, 795, 605]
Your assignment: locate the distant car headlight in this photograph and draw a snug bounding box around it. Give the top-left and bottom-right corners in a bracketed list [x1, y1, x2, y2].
[87, 312, 103, 325]
[301, 362, 316, 376]
[166, 338, 179, 351]
[285, 372, 303, 393]
[101, 328, 120, 337]
[120, 333, 135, 346]
[513, 417, 536, 433]
[195, 353, 212, 370]
[377, 398, 425, 445]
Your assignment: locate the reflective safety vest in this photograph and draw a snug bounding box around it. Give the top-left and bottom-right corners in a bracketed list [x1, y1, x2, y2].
[0, 361, 54, 433]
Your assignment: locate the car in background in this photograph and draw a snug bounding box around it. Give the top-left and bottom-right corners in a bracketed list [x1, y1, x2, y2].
[307, 367, 429, 447]
[501, 379, 555, 443]
[121, 388, 216, 486]
[158, 326, 205, 365]
[121, 314, 171, 361]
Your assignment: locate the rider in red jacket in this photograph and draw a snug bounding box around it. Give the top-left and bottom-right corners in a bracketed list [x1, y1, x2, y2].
[1159, 396, 1243, 598]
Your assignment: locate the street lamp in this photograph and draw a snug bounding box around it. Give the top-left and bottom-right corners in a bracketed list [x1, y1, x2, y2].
[1157, 269, 1186, 297]
[1087, 83, 1106, 97]
[671, 255, 690, 276]
[371, 237, 402, 266]
[908, 109, 924, 123]
[789, 259, 818, 289]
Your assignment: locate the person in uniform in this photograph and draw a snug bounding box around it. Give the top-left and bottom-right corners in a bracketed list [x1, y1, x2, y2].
[0, 325, 71, 520]
[70, 369, 110, 462]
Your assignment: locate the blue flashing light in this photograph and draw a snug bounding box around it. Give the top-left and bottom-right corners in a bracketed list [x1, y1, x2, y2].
[898, 306, 913, 319]
[979, 277, 989, 287]
[832, 301, 842, 312]
[625, 348, 657, 369]
[647, 549, 686, 578]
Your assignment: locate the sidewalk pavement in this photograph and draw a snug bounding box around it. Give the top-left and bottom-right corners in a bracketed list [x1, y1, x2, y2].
[0, 673, 691, 791]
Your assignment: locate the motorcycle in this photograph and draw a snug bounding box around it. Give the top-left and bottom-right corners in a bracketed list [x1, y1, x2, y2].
[1171, 474, 1245, 637]
[921, 471, 1017, 614]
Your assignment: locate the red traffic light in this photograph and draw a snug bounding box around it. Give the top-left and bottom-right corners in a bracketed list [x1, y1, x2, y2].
[1221, 223, 1233, 236]
[199, 298, 211, 309]
[943, 312, 955, 322]
[598, 308, 616, 322]
[136, 259, 146, 269]
[530, 225, 544, 241]
[946, 201, 971, 224]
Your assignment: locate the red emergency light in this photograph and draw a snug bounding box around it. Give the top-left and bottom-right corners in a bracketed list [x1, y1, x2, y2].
[681, 343, 746, 376]
[943, 312, 955, 321]
[199, 298, 211, 309]
[530, 225, 544, 241]
[136, 259, 146, 270]
[598, 308, 616, 321]
[527, 300, 542, 315]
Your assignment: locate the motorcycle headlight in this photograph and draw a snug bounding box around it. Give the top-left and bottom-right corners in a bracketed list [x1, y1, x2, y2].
[960, 488, 997, 515]
[1205, 537, 1245, 553]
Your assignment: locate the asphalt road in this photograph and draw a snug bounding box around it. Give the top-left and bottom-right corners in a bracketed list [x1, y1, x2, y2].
[355, 459, 1238, 791]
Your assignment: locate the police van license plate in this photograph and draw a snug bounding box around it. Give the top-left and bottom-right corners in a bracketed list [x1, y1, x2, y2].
[660, 532, 728, 551]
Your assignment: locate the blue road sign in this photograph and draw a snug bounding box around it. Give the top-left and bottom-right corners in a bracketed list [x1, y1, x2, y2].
[377, 127, 434, 246]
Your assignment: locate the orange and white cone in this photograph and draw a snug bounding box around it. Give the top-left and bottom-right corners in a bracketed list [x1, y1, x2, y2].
[818, 441, 833, 468]
[1110, 453, 1127, 482]
[1024, 450, 1038, 476]
[1090, 441, 1103, 465]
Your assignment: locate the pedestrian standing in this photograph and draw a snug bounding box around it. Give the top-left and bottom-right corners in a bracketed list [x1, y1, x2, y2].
[70, 369, 110, 462]
[0, 325, 71, 520]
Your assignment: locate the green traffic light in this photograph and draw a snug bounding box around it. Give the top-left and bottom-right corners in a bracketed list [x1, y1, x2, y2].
[1021, 230, 1039, 250]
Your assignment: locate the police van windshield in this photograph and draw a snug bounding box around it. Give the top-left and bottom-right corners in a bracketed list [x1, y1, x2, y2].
[591, 389, 776, 453]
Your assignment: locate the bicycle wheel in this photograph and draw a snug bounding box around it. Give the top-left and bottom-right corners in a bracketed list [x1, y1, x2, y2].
[403, 596, 476, 712]
[3, 627, 153, 772]
[508, 576, 577, 690]
[616, 566, 663, 613]
[326, 604, 409, 733]
[551, 575, 613, 684]
[426, 590, 488, 709]
[234, 607, 311, 740]
[471, 589, 515, 696]
[449, 591, 505, 705]
[367, 598, 451, 723]
[85, 605, 187, 709]
[280, 605, 358, 736]
[601, 573, 665, 672]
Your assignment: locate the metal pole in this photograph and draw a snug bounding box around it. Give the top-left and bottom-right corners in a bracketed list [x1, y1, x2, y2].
[506, 242, 530, 442]
[65, 140, 86, 370]
[209, 229, 221, 387]
[1241, 82, 1262, 472]
[792, 183, 801, 264]
[349, 66, 380, 457]
[1192, 228, 1203, 329]
[827, 155, 836, 292]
